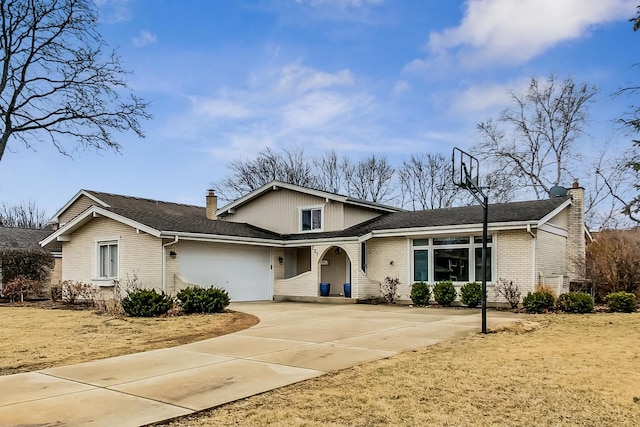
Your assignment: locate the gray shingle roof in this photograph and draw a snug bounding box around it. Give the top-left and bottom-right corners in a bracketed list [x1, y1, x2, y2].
[0, 227, 59, 251]
[85, 191, 282, 240]
[79, 190, 569, 241]
[282, 197, 571, 239]
[347, 197, 570, 234]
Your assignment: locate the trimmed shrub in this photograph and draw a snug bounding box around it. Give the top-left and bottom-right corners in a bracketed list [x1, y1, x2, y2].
[522, 291, 556, 314]
[433, 281, 456, 306]
[460, 282, 484, 307]
[176, 286, 230, 314]
[121, 288, 173, 317]
[0, 249, 53, 285]
[556, 292, 593, 314]
[410, 282, 431, 307]
[606, 292, 637, 313]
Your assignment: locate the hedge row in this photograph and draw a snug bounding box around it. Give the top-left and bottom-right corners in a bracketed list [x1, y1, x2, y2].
[121, 286, 230, 317]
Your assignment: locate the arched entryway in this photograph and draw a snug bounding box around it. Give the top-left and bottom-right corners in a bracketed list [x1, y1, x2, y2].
[319, 245, 352, 297]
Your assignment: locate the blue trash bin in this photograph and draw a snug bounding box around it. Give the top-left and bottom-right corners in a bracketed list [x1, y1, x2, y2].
[320, 282, 331, 297]
[343, 283, 351, 298]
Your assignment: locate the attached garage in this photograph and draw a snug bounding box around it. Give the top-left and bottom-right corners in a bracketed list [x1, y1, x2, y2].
[178, 242, 273, 301]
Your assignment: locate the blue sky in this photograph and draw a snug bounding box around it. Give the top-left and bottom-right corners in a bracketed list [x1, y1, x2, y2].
[1, 0, 638, 217]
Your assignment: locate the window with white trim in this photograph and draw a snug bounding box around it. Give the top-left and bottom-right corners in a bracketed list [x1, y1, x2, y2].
[411, 235, 493, 283]
[98, 241, 118, 279]
[301, 207, 322, 231]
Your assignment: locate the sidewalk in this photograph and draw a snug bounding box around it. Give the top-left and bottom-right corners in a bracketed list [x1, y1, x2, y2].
[0, 303, 523, 426]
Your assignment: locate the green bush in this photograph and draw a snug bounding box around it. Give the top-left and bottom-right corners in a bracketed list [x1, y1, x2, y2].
[433, 281, 457, 306]
[0, 249, 53, 284]
[176, 286, 230, 314]
[556, 292, 593, 314]
[121, 288, 173, 317]
[606, 292, 637, 313]
[410, 282, 431, 306]
[522, 291, 556, 314]
[460, 282, 484, 307]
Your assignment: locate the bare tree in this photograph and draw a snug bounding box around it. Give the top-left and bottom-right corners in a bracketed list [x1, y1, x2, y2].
[344, 154, 395, 203]
[0, 201, 47, 229]
[480, 171, 518, 205]
[587, 144, 639, 229]
[212, 147, 317, 201]
[398, 153, 460, 210]
[0, 0, 150, 162]
[475, 75, 597, 199]
[603, 11, 640, 224]
[314, 149, 345, 194]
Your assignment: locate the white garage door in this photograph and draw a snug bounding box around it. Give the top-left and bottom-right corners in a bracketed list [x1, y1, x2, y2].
[178, 242, 272, 302]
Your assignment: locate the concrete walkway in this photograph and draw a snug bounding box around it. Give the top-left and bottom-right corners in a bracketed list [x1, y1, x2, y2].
[0, 303, 523, 426]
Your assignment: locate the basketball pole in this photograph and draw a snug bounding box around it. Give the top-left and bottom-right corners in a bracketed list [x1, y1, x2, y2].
[453, 147, 489, 334]
[481, 193, 488, 334]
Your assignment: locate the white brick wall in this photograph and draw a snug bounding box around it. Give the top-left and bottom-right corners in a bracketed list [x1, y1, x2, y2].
[366, 237, 409, 300]
[275, 271, 316, 296]
[274, 241, 374, 299]
[566, 187, 586, 282]
[62, 217, 162, 291]
[497, 230, 535, 297]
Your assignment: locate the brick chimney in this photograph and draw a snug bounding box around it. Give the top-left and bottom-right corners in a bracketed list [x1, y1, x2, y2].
[206, 189, 218, 220]
[566, 180, 585, 283]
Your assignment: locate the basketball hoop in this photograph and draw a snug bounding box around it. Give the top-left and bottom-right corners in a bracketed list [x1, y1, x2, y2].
[452, 147, 489, 334]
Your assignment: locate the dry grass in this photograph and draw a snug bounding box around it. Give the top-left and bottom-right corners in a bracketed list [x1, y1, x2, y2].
[165, 314, 640, 427]
[0, 306, 258, 375]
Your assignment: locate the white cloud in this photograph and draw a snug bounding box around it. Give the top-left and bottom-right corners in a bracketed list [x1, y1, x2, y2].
[96, 0, 133, 24]
[281, 91, 371, 132]
[391, 80, 410, 96]
[294, 0, 384, 7]
[190, 98, 252, 120]
[133, 30, 157, 48]
[415, 0, 635, 71]
[449, 79, 529, 113]
[276, 65, 354, 93]
[161, 62, 378, 161]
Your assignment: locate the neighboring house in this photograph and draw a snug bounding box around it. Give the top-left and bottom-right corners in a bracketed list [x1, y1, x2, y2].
[41, 181, 587, 304]
[0, 226, 62, 289]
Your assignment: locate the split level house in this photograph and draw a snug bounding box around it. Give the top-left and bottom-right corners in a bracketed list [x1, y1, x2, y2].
[40, 181, 588, 305]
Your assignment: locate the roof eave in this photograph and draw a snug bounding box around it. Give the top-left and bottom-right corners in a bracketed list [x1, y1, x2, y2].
[368, 220, 539, 238]
[160, 231, 285, 247]
[216, 181, 400, 216]
[537, 198, 572, 227]
[41, 206, 161, 247]
[47, 189, 110, 224]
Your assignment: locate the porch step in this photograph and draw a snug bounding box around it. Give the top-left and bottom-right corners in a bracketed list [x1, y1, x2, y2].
[273, 295, 358, 304]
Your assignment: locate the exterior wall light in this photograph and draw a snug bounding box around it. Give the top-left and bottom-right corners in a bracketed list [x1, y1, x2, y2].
[169, 250, 177, 259]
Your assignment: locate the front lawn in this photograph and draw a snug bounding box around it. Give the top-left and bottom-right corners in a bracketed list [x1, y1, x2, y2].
[164, 313, 640, 427]
[0, 306, 258, 375]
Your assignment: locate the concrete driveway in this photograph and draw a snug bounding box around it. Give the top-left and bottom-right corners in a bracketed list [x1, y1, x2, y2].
[0, 302, 523, 426]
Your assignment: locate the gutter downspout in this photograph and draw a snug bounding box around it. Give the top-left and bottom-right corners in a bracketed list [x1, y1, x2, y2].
[162, 236, 179, 293]
[527, 224, 536, 292]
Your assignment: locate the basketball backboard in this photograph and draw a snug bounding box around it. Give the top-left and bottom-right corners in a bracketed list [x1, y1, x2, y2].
[452, 147, 480, 190]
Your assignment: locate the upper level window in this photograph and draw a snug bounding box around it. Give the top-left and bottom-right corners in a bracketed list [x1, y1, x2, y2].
[301, 207, 322, 231]
[98, 241, 118, 279]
